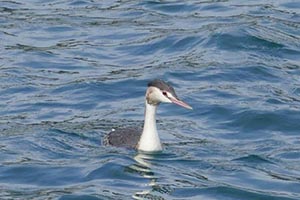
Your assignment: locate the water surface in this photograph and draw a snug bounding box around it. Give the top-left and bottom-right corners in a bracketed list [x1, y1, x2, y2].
[1, 0, 300, 199]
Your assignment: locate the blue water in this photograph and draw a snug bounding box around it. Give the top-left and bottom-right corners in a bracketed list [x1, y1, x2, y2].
[1, 0, 300, 199]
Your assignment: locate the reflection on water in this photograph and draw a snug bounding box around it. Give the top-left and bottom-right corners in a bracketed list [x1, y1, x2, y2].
[131, 152, 182, 200]
[132, 153, 158, 200]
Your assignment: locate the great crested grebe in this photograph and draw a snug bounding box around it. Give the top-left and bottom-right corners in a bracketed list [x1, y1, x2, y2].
[104, 79, 192, 152]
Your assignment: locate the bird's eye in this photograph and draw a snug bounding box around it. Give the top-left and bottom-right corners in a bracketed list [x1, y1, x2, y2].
[162, 91, 167, 96]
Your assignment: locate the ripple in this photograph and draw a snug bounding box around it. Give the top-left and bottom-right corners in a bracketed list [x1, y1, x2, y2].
[171, 186, 278, 200]
[233, 154, 274, 164]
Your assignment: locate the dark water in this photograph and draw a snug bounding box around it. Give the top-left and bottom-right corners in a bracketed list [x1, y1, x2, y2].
[1, 0, 300, 199]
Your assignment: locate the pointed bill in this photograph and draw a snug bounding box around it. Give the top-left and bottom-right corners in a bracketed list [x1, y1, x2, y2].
[170, 97, 193, 110]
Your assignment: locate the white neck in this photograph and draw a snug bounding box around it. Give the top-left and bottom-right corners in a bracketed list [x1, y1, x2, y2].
[137, 101, 162, 152]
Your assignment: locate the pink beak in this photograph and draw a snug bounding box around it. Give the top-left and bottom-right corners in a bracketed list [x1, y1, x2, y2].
[170, 97, 193, 110]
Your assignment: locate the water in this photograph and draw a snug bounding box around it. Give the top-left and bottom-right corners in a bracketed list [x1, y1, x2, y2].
[1, 0, 300, 199]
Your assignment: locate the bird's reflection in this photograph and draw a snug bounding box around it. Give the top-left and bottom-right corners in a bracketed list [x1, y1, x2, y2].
[130, 152, 163, 200]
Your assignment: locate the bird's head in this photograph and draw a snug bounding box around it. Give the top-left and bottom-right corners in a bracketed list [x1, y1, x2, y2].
[146, 79, 192, 109]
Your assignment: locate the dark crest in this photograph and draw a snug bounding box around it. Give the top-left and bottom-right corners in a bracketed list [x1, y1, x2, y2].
[148, 79, 178, 98]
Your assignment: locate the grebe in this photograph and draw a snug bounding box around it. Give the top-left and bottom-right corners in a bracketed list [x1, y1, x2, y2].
[104, 79, 192, 152]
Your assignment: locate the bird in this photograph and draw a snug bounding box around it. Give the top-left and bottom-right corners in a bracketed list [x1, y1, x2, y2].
[104, 79, 192, 152]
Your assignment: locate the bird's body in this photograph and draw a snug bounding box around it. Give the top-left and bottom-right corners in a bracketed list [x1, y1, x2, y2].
[104, 79, 192, 152]
[104, 127, 141, 149]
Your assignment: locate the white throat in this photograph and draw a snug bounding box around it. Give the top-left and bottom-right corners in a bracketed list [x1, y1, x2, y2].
[137, 101, 162, 152]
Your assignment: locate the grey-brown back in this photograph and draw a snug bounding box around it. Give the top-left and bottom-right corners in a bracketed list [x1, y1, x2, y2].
[103, 127, 142, 149]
